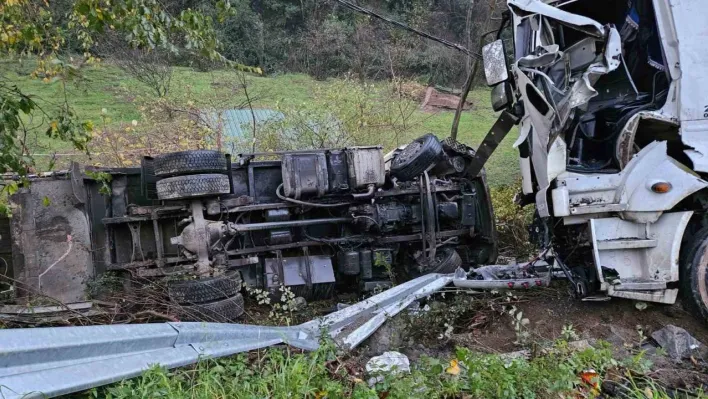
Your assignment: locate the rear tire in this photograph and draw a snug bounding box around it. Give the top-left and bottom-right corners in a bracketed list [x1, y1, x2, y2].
[680, 226, 708, 321]
[153, 150, 227, 177]
[407, 247, 463, 278]
[168, 273, 242, 305]
[431, 247, 463, 273]
[156, 174, 231, 200]
[180, 293, 245, 322]
[390, 134, 443, 181]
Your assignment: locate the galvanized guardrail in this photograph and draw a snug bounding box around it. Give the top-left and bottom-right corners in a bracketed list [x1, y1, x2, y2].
[0, 272, 454, 398]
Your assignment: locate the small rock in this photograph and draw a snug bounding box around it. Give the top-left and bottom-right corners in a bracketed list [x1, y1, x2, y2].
[651, 325, 708, 361]
[292, 297, 307, 310]
[336, 302, 351, 311]
[568, 339, 591, 351]
[366, 351, 410, 385]
[364, 314, 407, 355]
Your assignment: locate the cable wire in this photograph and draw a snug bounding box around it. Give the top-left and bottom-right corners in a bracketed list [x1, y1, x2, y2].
[329, 0, 480, 59]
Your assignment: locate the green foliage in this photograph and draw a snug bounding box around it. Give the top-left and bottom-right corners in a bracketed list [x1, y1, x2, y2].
[94, 337, 663, 399]
[448, 343, 616, 399]
[100, 341, 353, 399]
[0, 83, 39, 176]
[237, 76, 424, 154]
[491, 183, 535, 256]
[0, 0, 251, 177]
[212, 0, 494, 86]
[85, 170, 112, 195]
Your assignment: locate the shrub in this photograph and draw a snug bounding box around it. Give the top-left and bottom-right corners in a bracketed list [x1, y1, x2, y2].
[236, 76, 424, 154]
[490, 183, 535, 258]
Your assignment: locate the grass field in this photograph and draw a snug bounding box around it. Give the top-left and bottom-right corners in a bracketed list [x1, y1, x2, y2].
[4, 59, 519, 186]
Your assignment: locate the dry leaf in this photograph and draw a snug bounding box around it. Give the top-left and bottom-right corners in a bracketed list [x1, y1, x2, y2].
[446, 359, 461, 375]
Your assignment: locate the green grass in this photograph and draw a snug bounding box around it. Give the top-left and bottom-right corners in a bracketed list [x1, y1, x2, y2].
[84, 338, 692, 399]
[419, 89, 518, 187]
[4, 59, 519, 186]
[0, 58, 140, 154]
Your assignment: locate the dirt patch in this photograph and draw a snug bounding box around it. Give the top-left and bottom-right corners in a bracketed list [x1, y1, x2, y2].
[464, 289, 708, 351]
[350, 282, 708, 392]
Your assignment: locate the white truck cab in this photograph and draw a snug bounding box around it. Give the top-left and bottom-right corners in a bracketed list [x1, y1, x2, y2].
[481, 0, 708, 318]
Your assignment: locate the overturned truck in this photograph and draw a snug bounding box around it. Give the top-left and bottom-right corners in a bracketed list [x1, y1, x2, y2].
[4, 136, 497, 320]
[480, 0, 708, 318]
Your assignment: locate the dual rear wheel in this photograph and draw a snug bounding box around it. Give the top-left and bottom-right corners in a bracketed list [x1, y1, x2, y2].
[155, 150, 243, 321]
[168, 272, 245, 322]
[153, 150, 231, 201]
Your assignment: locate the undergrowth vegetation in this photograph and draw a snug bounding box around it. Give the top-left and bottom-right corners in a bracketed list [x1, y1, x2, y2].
[491, 183, 536, 257]
[90, 337, 697, 399]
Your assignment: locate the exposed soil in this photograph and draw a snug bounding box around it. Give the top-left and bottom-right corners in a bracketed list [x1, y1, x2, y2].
[457, 286, 708, 354]
[348, 282, 708, 393]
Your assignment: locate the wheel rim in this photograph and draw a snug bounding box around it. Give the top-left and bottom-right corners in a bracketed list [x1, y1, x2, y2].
[394, 140, 422, 166]
[697, 243, 708, 309]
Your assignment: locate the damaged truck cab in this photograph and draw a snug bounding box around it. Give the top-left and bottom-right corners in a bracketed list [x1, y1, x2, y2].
[484, 0, 708, 317]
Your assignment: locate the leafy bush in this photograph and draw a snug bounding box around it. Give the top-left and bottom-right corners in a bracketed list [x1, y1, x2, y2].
[88, 98, 212, 167]
[490, 183, 535, 257]
[231, 76, 424, 154]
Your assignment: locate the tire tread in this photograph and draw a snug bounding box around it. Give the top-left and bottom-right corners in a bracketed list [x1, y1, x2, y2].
[156, 173, 230, 200]
[154, 150, 227, 177]
[169, 273, 242, 305]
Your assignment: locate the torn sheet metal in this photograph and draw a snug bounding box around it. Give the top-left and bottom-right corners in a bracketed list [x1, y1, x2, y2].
[0, 272, 455, 398]
[568, 28, 622, 109]
[511, 23, 621, 217]
[508, 0, 605, 37]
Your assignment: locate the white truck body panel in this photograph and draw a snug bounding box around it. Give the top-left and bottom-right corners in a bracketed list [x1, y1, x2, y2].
[506, 0, 708, 303]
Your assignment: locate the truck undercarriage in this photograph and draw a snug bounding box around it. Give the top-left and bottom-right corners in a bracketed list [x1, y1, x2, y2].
[3, 135, 497, 321]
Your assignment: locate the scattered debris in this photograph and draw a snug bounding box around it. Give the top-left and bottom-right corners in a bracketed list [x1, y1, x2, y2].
[445, 359, 461, 375]
[634, 301, 648, 311]
[365, 351, 410, 385]
[651, 325, 708, 361]
[420, 87, 472, 111]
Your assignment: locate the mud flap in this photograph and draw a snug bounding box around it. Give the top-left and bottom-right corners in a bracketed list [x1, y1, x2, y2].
[589, 211, 692, 304]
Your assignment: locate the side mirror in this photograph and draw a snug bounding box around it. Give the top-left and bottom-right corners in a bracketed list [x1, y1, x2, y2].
[482, 39, 509, 86]
[490, 82, 512, 112]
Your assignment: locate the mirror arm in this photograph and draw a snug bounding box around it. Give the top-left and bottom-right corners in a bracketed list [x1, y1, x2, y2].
[496, 12, 510, 40]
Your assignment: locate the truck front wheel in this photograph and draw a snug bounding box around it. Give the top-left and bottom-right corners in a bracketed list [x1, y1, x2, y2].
[681, 226, 708, 322]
